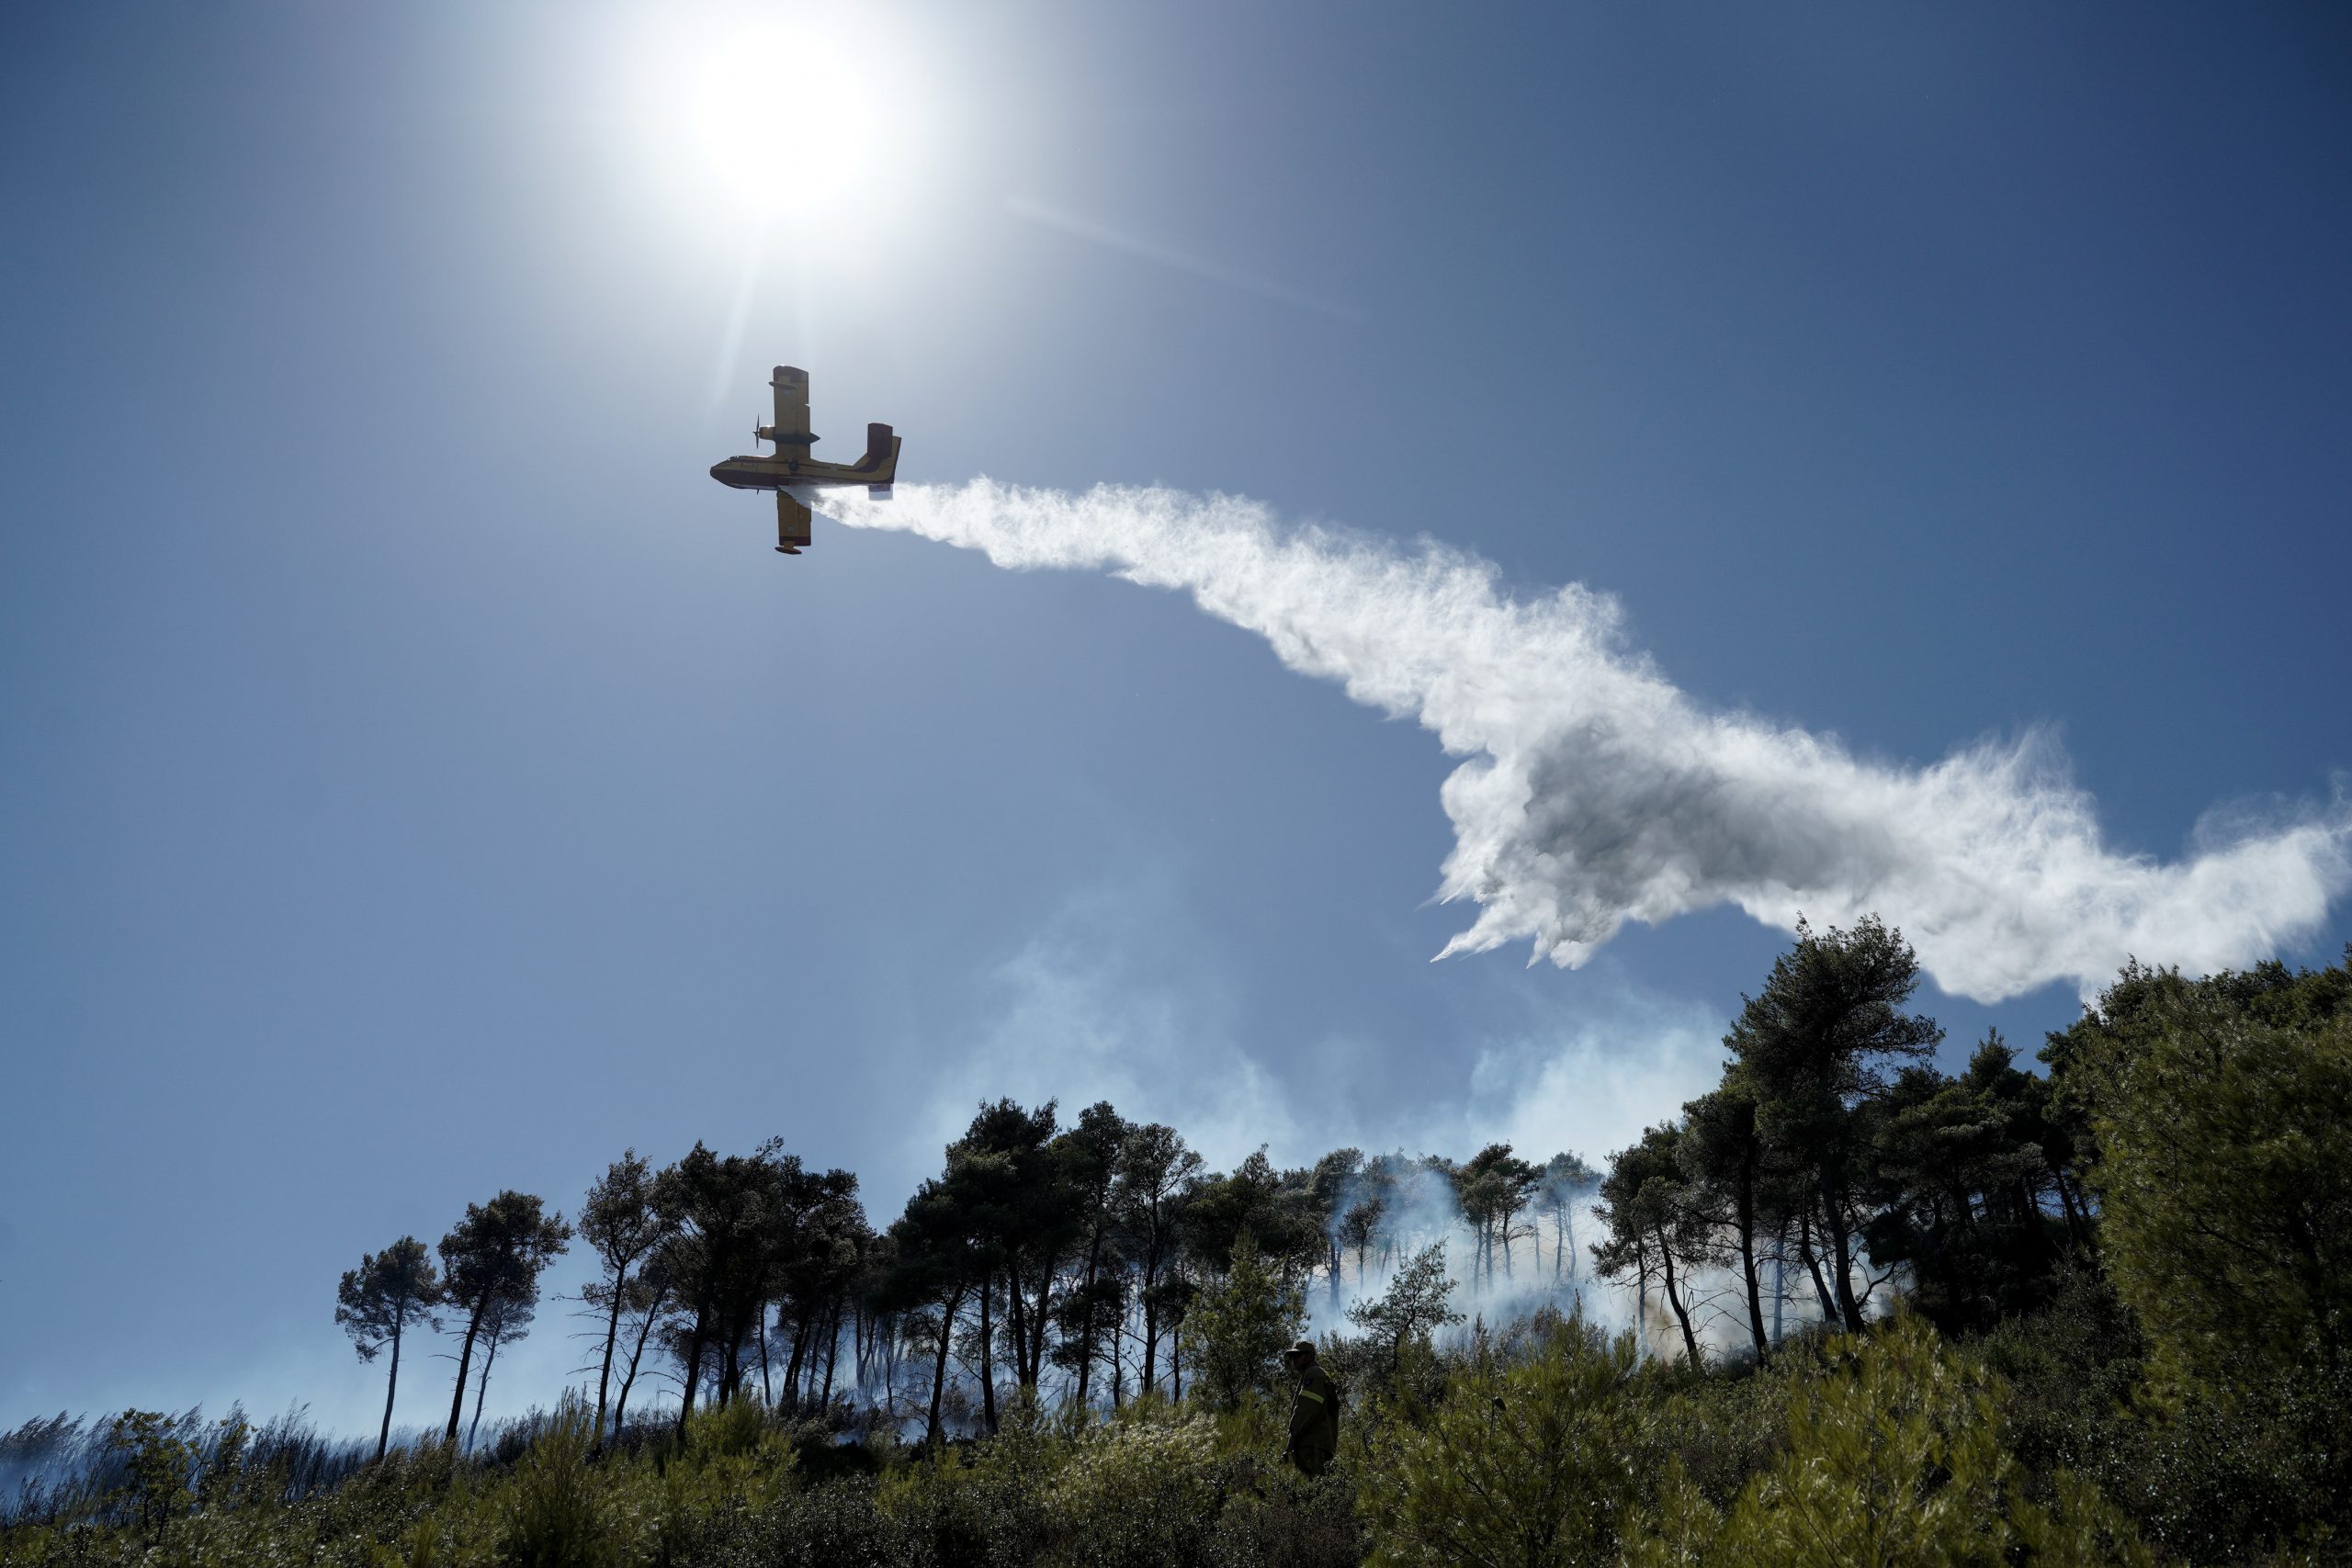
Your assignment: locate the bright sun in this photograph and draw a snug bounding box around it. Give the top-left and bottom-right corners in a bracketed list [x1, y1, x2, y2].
[688, 32, 877, 212]
[605, 4, 942, 297]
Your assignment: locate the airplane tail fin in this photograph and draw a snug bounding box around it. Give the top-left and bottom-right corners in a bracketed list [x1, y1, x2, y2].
[861, 423, 900, 490]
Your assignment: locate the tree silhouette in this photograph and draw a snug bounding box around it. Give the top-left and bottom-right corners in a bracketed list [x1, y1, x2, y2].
[1679, 1082, 1773, 1359]
[1048, 1101, 1131, 1407]
[578, 1151, 671, 1452]
[1724, 915, 1939, 1331]
[1536, 1151, 1598, 1280]
[880, 1169, 983, 1449]
[1347, 1241, 1463, 1374]
[1596, 1122, 1708, 1366]
[334, 1237, 442, 1461]
[463, 1291, 534, 1451]
[435, 1191, 570, 1447]
[1113, 1122, 1202, 1398]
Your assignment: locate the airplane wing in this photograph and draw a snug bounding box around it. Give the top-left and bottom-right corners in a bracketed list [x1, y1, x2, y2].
[765, 367, 813, 457]
[775, 491, 812, 554]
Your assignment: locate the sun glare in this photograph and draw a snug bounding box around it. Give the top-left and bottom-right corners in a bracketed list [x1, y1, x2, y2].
[612, 6, 927, 241]
[605, 3, 944, 321]
[689, 34, 876, 212]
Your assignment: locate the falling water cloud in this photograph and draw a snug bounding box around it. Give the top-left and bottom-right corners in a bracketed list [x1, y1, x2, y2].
[821, 481, 2351, 1003]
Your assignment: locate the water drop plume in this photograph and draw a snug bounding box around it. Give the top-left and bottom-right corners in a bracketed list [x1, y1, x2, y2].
[824, 480, 2349, 1002]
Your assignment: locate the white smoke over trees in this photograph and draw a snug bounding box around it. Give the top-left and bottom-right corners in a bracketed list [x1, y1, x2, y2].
[825, 480, 2350, 1003]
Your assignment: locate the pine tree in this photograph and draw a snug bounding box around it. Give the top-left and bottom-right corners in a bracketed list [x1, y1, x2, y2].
[334, 1236, 443, 1461]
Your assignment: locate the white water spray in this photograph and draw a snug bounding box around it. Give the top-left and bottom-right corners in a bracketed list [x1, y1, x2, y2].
[823, 480, 2349, 1003]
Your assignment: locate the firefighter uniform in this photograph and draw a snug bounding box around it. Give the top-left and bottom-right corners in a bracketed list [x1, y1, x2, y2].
[1283, 1343, 1340, 1476]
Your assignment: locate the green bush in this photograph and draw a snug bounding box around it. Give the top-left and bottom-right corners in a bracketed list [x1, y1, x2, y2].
[1625, 1314, 2148, 1568]
[1041, 1408, 1219, 1568]
[498, 1396, 622, 1568]
[1356, 1314, 1666, 1567]
[875, 1395, 1060, 1568]
[13, 1288, 2341, 1568]
[1207, 1468, 1362, 1568]
[2082, 971, 2352, 1406]
[1185, 1238, 1308, 1412]
[103, 1409, 196, 1535]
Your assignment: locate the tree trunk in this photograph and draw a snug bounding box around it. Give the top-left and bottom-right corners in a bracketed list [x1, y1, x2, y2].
[444, 1306, 485, 1446]
[2053, 1171, 2091, 1251]
[1819, 1174, 1865, 1331]
[377, 1320, 403, 1461]
[610, 1280, 667, 1450]
[782, 1303, 813, 1412]
[1654, 1224, 1702, 1368]
[820, 1302, 842, 1408]
[1004, 1266, 1028, 1389]
[1140, 1276, 1160, 1397]
[1075, 1227, 1106, 1408]
[594, 1271, 627, 1451]
[720, 1306, 748, 1408]
[924, 1286, 963, 1450]
[978, 1277, 1000, 1432]
[467, 1332, 500, 1452]
[1736, 1141, 1768, 1360]
[1028, 1259, 1054, 1389]
[1795, 1215, 1839, 1325]
[1771, 1239, 1785, 1345]
[675, 1311, 708, 1437]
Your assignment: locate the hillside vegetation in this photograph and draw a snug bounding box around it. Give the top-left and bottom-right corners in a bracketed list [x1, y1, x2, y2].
[6, 925, 2346, 1566]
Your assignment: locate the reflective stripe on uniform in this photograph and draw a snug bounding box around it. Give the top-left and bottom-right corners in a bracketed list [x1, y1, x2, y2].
[1296, 1389, 1324, 1403]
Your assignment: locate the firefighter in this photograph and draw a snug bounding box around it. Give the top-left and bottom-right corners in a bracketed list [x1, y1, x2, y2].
[1281, 1338, 1340, 1477]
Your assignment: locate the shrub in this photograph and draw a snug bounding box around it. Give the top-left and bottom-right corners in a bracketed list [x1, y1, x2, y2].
[103, 1410, 195, 1535]
[1208, 1468, 1362, 1568]
[1357, 1314, 1665, 1567]
[1186, 1238, 1308, 1412]
[1041, 1409, 1219, 1568]
[2086, 973, 2352, 1406]
[876, 1394, 1061, 1568]
[1625, 1315, 2148, 1568]
[498, 1394, 622, 1568]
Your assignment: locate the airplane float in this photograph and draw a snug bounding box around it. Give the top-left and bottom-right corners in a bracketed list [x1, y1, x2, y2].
[708, 366, 900, 554]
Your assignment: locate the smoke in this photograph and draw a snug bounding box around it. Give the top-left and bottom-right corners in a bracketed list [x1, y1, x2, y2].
[891, 872, 1742, 1359]
[823, 481, 2349, 1002]
[889, 872, 1294, 1184]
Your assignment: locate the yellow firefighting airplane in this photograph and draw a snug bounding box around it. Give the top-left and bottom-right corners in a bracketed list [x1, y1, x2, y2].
[708, 366, 900, 554]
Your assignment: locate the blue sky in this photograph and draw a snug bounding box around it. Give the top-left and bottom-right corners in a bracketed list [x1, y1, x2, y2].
[4, 2, 2347, 1433]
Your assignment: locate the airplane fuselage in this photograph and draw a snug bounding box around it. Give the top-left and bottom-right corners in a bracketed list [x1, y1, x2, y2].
[710, 366, 899, 553]
[708, 452, 889, 491]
